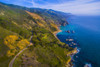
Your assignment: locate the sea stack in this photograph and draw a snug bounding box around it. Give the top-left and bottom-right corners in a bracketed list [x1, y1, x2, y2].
[66, 39, 74, 41]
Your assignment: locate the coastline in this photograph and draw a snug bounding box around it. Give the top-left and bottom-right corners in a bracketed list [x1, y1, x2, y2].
[54, 25, 78, 67]
[53, 27, 62, 41]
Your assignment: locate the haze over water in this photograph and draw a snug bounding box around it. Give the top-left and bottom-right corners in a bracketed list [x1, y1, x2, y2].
[57, 16, 100, 67]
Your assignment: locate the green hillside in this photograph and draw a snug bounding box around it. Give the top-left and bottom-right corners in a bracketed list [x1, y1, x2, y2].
[0, 2, 74, 67]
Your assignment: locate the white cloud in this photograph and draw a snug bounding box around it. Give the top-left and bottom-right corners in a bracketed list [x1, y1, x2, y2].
[26, 0, 100, 15]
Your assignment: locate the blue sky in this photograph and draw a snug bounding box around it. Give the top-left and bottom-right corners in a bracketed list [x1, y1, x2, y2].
[0, 0, 100, 15]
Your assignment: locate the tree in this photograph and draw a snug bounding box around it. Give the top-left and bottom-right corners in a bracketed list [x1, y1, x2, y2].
[4, 35, 18, 57]
[7, 49, 16, 57]
[17, 39, 29, 50]
[4, 35, 18, 49]
[4, 35, 30, 57]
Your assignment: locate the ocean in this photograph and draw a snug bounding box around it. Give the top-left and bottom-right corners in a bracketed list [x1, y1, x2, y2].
[57, 16, 100, 67]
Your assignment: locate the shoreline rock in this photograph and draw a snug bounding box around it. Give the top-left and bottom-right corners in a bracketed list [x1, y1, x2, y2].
[65, 30, 70, 33]
[66, 39, 74, 41]
[54, 23, 78, 67]
[66, 47, 78, 67]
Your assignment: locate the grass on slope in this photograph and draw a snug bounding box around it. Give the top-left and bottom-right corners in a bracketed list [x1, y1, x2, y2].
[0, 17, 31, 38]
[0, 26, 16, 67]
[13, 45, 71, 67]
[13, 25, 73, 67]
[26, 11, 58, 32]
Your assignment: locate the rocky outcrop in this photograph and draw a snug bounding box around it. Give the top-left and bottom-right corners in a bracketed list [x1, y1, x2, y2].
[62, 21, 69, 26]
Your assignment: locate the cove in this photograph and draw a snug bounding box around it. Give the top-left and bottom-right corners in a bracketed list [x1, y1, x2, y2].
[57, 16, 100, 67]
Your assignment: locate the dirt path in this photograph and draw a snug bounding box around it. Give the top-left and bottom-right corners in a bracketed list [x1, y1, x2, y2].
[9, 36, 33, 67]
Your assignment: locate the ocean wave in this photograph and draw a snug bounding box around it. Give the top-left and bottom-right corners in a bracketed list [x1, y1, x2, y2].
[76, 47, 81, 54]
[84, 63, 92, 67]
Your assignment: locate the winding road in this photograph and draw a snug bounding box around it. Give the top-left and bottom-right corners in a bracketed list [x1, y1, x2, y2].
[9, 36, 33, 67]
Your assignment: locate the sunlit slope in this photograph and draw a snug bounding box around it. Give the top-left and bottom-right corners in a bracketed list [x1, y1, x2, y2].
[26, 11, 58, 32]
[0, 2, 73, 67]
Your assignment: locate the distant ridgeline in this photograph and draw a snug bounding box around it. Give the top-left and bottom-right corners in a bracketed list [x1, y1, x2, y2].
[0, 2, 74, 67]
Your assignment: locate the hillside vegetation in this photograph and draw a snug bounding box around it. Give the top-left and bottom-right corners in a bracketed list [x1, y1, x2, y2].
[0, 2, 73, 67]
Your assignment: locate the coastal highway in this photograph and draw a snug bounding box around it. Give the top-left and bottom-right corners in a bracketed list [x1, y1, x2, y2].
[9, 48, 27, 67]
[9, 36, 33, 67]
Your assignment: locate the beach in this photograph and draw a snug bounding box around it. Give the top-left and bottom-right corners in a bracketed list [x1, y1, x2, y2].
[53, 27, 62, 41]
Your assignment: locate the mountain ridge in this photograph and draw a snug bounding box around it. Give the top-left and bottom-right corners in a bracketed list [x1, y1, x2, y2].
[0, 2, 74, 67]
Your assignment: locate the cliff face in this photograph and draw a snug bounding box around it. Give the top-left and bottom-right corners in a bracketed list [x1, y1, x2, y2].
[0, 2, 73, 67]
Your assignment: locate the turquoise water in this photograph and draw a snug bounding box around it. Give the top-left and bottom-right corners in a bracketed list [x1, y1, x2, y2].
[57, 16, 100, 67]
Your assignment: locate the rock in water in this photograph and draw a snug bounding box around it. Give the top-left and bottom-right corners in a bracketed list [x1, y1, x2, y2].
[66, 39, 74, 41]
[72, 30, 75, 33]
[84, 63, 92, 67]
[65, 30, 70, 33]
